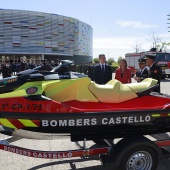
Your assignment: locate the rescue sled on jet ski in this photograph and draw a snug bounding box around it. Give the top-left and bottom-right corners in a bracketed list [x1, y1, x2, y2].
[0, 60, 170, 142]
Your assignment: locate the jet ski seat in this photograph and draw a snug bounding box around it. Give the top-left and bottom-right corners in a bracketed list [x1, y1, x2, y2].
[88, 78, 158, 103]
[44, 77, 157, 103]
[43, 77, 99, 102]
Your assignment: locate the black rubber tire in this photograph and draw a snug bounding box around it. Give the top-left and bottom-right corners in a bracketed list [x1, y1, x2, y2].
[119, 146, 158, 170]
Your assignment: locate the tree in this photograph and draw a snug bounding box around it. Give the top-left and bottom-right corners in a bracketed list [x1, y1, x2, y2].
[132, 41, 142, 53]
[107, 57, 115, 65]
[147, 31, 161, 49]
[93, 58, 99, 63]
[117, 56, 123, 62]
[156, 41, 170, 52]
[146, 31, 170, 52]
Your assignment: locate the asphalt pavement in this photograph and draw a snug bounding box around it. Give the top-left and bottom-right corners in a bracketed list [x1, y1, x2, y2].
[0, 74, 170, 170]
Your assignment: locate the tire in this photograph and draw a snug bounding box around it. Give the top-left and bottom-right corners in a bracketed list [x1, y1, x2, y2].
[119, 146, 158, 170]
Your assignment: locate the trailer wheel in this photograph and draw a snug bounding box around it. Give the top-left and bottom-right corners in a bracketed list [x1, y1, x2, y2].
[119, 146, 158, 170]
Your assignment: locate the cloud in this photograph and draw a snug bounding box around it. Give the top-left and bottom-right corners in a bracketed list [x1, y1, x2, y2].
[93, 33, 170, 59]
[117, 20, 159, 29]
[93, 36, 146, 49]
[93, 33, 170, 50]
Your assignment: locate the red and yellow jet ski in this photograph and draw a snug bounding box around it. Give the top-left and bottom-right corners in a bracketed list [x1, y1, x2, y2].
[0, 60, 170, 141]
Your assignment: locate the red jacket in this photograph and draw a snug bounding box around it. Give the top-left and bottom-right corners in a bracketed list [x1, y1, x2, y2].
[115, 67, 132, 84]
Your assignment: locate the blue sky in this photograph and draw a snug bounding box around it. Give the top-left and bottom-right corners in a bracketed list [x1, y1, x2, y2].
[1, 0, 170, 60]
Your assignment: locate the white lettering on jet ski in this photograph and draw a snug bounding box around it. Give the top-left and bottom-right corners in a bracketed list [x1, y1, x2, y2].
[42, 118, 97, 127]
[42, 115, 151, 127]
[102, 115, 151, 125]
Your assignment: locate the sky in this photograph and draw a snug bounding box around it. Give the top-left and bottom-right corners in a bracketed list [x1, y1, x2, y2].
[1, 0, 170, 61]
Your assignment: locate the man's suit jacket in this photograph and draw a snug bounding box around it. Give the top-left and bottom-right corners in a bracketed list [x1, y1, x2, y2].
[136, 68, 148, 82]
[93, 64, 112, 84]
[149, 62, 162, 93]
[2, 65, 12, 78]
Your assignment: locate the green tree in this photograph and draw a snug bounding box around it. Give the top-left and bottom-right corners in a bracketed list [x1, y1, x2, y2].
[117, 56, 123, 62]
[93, 58, 99, 63]
[107, 57, 115, 65]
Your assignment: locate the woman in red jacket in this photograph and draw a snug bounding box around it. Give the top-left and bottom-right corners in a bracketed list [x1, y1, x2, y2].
[115, 59, 132, 84]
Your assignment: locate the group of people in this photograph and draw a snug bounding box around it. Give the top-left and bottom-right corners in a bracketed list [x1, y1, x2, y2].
[0, 54, 162, 93]
[0, 58, 61, 78]
[134, 54, 162, 92]
[93, 53, 162, 93]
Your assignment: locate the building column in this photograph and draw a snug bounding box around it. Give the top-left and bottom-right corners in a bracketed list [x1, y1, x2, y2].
[42, 54, 44, 60]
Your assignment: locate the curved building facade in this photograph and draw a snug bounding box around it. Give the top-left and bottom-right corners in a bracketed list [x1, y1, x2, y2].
[0, 9, 93, 64]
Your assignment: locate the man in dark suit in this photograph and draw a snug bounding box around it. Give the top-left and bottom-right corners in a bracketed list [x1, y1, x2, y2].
[145, 54, 162, 93]
[93, 54, 112, 84]
[134, 58, 148, 82]
[2, 60, 12, 78]
[87, 61, 94, 80]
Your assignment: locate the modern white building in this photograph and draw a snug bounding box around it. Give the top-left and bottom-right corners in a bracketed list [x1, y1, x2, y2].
[0, 9, 93, 64]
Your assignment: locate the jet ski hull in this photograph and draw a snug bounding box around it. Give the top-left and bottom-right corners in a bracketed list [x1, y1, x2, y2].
[0, 94, 170, 141]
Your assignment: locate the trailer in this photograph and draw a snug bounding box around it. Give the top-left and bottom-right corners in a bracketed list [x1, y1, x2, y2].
[1, 135, 170, 170]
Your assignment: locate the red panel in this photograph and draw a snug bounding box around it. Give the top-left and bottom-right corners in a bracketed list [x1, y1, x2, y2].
[0, 97, 79, 113]
[1, 95, 170, 114]
[63, 95, 170, 112]
[0, 143, 109, 159]
[32, 120, 40, 126]
[4, 22, 12, 24]
[168, 62, 170, 68]
[155, 140, 170, 147]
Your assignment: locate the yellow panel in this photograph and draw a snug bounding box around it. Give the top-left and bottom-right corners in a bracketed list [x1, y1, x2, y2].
[152, 114, 160, 117]
[44, 78, 98, 102]
[0, 118, 17, 129]
[126, 78, 158, 93]
[89, 80, 137, 103]
[18, 119, 38, 127]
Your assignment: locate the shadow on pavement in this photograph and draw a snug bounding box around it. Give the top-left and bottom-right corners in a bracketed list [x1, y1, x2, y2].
[27, 157, 108, 170]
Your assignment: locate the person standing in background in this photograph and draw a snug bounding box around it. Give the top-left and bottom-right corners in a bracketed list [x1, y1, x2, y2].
[115, 59, 131, 84]
[145, 54, 162, 93]
[2, 60, 12, 78]
[19, 57, 26, 71]
[87, 61, 94, 80]
[93, 54, 112, 84]
[134, 58, 148, 82]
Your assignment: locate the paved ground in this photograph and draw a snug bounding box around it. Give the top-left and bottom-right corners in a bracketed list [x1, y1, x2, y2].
[0, 74, 170, 169]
